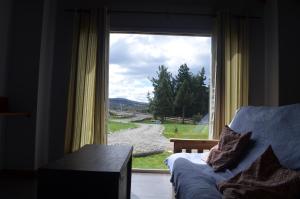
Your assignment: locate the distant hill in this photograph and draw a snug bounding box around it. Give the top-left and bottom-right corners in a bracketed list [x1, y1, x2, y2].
[109, 98, 149, 112]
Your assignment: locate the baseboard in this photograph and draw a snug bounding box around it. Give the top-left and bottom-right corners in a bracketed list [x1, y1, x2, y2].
[0, 169, 38, 178]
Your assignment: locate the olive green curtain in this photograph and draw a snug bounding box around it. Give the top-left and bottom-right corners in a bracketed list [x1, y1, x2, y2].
[210, 13, 249, 139]
[65, 9, 109, 153]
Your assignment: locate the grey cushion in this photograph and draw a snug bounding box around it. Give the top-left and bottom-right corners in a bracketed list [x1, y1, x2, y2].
[171, 158, 233, 199]
[229, 103, 300, 174]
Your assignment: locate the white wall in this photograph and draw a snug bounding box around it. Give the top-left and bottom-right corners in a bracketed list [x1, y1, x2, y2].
[277, 0, 300, 105]
[0, 0, 12, 96]
[264, 0, 279, 106]
[5, 0, 45, 170]
[249, 19, 265, 106]
[47, 3, 75, 162]
[0, 0, 13, 170]
[263, 0, 300, 105]
[35, 0, 57, 169]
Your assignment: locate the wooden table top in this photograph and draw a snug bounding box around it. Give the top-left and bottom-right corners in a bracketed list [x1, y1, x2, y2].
[39, 144, 133, 173]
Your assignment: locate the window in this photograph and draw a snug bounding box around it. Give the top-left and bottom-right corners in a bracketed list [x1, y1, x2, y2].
[107, 33, 212, 169]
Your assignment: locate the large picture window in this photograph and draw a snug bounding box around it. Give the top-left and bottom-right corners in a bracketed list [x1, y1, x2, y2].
[107, 33, 212, 169]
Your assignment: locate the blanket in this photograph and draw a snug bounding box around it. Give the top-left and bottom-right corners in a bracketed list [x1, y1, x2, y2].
[218, 146, 300, 199]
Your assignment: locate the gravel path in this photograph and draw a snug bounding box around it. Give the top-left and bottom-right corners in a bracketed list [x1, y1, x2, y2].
[112, 113, 152, 123]
[108, 123, 173, 156]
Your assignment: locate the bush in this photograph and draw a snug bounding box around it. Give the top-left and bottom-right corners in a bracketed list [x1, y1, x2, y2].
[174, 127, 178, 133]
[192, 113, 202, 124]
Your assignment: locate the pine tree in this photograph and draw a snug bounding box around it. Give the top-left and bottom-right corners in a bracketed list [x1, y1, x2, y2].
[175, 64, 192, 92]
[174, 64, 193, 116]
[149, 65, 174, 123]
[174, 80, 193, 124]
[191, 67, 209, 117]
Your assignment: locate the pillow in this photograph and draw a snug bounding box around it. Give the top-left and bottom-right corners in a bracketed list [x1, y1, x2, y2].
[207, 125, 252, 171]
[218, 146, 300, 199]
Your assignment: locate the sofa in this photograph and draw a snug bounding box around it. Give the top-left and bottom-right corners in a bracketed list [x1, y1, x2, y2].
[165, 104, 300, 199]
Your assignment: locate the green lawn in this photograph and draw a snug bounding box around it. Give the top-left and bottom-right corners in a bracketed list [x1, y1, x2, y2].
[132, 151, 172, 169]
[110, 118, 208, 170]
[136, 118, 209, 139]
[108, 120, 138, 133]
[163, 123, 208, 139]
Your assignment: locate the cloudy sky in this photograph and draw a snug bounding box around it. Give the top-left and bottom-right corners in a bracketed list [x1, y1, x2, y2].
[109, 33, 211, 103]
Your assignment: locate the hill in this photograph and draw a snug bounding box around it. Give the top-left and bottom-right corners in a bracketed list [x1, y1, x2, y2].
[109, 98, 149, 112]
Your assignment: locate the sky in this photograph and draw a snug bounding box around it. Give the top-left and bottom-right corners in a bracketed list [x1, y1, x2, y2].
[109, 33, 211, 103]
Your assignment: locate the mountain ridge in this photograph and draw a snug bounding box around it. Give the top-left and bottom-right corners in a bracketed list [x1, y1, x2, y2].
[109, 98, 148, 112]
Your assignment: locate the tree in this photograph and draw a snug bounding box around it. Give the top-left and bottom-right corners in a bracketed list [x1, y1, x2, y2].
[174, 64, 193, 116]
[149, 65, 174, 123]
[146, 91, 154, 114]
[174, 80, 193, 123]
[149, 64, 209, 123]
[191, 67, 209, 116]
[175, 63, 192, 92]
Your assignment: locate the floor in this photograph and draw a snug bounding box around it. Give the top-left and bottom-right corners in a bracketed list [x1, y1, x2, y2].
[0, 175, 37, 199]
[0, 172, 173, 199]
[131, 173, 173, 199]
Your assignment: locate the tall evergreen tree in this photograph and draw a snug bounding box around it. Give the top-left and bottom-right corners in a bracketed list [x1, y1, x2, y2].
[191, 67, 209, 116]
[149, 64, 209, 123]
[175, 64, 192, 92]
[149, 65, 174, 123]
[174, 64, 193, 116]
[174, 80, 193, 123]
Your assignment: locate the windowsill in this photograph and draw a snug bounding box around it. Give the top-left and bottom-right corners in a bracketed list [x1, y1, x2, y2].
[132, 168, 170, 174]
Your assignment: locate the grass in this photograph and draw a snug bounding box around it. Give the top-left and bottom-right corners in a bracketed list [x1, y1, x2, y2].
[132, 151, 172, 169]
[109, 118, 208, 170]
[108, 120, 138, 133]
[137, 118, 209, 139]
[163, 123, 208, 139]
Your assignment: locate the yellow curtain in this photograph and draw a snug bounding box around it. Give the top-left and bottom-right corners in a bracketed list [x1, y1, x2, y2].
[209, 14, 225, 140]
[210, 14, 249, 139]
[224, 15, 249, 125]
[65, 9, 109, 153]
[94, 8, 110, 145]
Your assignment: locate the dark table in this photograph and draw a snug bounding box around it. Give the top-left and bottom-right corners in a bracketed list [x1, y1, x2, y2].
[38, 144, 133, 199]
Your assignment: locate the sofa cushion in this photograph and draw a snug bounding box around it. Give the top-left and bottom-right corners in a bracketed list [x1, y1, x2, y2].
[207, 126, 252, 171]
[229, 103, 300, 174]
[171, 158, 234, 199]
[218, 146, 300, 199]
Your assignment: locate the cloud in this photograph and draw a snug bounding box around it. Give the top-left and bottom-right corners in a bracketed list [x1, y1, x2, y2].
[109, 33, 211, 102]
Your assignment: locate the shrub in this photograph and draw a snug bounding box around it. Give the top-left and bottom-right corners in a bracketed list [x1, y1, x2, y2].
[192, 113, 202, 124]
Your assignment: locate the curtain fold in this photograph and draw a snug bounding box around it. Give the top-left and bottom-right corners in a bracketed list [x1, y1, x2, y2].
[65, 9, 109, 153]
[209, 14, 225, 140]
[210, 13, 249, 139]
[94, 8, 110, 145]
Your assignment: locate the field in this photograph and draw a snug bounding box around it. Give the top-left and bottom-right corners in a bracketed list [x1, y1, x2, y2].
[132, 119, 208, 169]
[163, 122, 208, 139]
[137, 119, 209, 139]
[132, 152, 172, 169]
[108, 117, 209, 169]
[107, 120, 138, 133]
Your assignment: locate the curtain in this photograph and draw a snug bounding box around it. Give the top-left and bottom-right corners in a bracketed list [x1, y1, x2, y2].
[209, 13, 249, 139]
[65, 9, 109, 153]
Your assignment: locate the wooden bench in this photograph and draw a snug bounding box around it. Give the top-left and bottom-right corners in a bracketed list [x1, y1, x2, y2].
[170, 138, 219, 153]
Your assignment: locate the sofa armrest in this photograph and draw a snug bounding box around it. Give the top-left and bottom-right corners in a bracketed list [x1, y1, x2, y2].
[170, 138, 219, 153]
